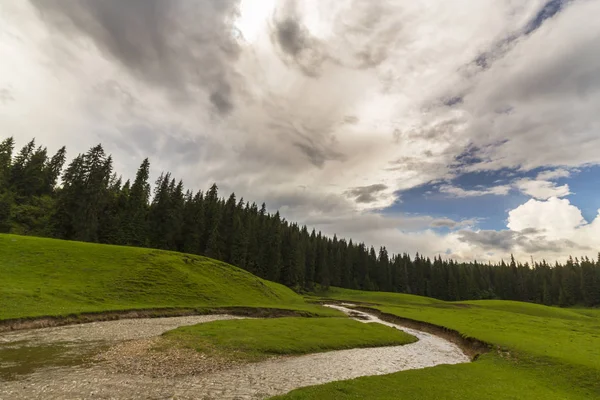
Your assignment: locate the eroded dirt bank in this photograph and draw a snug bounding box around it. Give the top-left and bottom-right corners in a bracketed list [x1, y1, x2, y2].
[0, 306, 471, 399]
[0, 307, 311, 333]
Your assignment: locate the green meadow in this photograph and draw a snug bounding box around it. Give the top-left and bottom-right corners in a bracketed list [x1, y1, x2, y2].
[273, 288, 600, 399]
[164, 317, 417, 362]
[0, 234, 338, 320]
[2, 234, 598, 399]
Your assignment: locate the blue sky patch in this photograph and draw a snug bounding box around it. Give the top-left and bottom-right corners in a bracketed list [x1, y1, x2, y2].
[382, 165, 600, 230]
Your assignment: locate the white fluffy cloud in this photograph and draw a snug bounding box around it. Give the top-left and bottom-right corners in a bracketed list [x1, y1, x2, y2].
[536, 168, 571, 181]
[508, 197, 586, 239]
[514, 179, 571, 200]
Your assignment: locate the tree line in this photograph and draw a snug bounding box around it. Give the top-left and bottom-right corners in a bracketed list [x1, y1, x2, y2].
[1, 137, 599, 307]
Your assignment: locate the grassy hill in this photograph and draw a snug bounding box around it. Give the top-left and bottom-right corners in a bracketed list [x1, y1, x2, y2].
[0, 234, 337, 321]
[275, 287, 600, 399]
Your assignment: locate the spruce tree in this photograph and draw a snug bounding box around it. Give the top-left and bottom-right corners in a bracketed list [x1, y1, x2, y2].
[43, 146, 66, 194]
[181, 191, 205, 255]
[124, 158, 150, 246]
[265, 212, 282, 282]
[0, 137, 15, 232]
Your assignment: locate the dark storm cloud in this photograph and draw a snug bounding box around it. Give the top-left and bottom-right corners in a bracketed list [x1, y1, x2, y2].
[31, 0, 241, 114]
[346, 184, 388, 204]
[276, 18, 307, 57]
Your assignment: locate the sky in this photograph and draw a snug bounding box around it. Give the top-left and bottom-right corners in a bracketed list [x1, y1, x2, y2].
[1, 0, 600, 263]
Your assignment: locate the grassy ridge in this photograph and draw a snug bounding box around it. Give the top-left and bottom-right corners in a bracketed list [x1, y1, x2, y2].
[318, 287, 442, 305]
[164, 317, 417, 362]
[274, 287, 600, 399]
[0, 234, 338, 320]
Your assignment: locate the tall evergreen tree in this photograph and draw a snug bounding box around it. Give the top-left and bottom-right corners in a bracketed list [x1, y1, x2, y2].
[0, 137, 15, 232]
[124, 158, 150, 246]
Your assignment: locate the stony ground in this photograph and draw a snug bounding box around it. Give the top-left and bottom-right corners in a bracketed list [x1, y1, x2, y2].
[0, 307, 469, 399]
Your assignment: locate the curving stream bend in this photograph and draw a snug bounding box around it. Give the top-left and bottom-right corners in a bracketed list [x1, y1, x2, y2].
[0, 305, 469, 399]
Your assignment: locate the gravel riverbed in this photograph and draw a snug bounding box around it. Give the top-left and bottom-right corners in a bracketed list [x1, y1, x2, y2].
[0, 306, 469, 399]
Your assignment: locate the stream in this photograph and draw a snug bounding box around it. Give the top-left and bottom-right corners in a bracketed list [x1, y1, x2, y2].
[0, 305, 469, 399]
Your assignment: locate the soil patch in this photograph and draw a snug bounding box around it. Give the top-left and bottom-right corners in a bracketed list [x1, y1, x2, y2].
[96, 337, 240, 378]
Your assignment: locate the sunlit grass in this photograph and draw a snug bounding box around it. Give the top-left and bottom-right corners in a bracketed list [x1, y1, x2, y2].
[0, 234, 339, 320]
[164, 317, 417, 362]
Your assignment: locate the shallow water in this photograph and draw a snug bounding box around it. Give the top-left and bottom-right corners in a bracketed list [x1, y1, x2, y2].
[0, 306, 469, 399]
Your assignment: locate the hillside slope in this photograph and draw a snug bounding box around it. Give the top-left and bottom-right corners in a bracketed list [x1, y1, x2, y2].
[0, 234, 334, 320]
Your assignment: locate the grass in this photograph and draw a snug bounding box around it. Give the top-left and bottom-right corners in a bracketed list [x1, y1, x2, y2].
[571, 308, 600, 318]
[272, 354, 594, 400]
[315, 287, 442, 306]
[273, 287, 600, 399]
[163, 317, 417, 362]
[0, 234, 339, 320]
[374, 303, 600, 370]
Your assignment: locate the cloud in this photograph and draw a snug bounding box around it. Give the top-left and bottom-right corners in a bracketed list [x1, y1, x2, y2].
[458, 230, 520, 252]
[430, 217, 477, 229]
[536, 168, 571, 181]
[454, 197, 598, 258]
[507, 197, 586, 239]
[439, 167, 573, 200]
[30, 0, 242, 114]
[446, 196, 600, 261]
[456, 0, 600, 172]
[275, 18, 308, 57]
[0, 87, 15, 104]
[346, 184, 388, 204]
[514, 178, 570, 200]
[271, 14, 328, 77]
[439, 184, 511, 198]
[270, 0, 407, 76]
[457, 228, 589, 255]
[292, 140, 345, 168]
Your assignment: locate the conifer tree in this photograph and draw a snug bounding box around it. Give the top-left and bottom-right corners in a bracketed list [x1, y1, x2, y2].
[124, 158, 150, 246]
[0, 137, 15, 232]
[43, 146, 66, 194]
[230, 213, 248, 269]
[181, 191, 205, 255]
